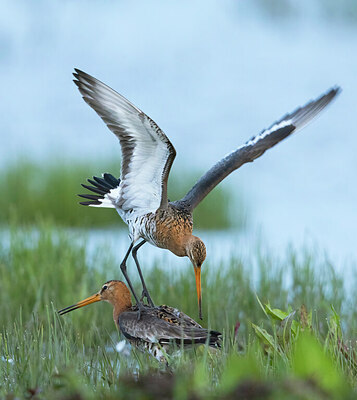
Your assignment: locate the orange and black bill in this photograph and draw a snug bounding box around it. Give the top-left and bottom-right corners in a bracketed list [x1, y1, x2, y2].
[194, 266, 202, 320]
[58, 293, 101, 316]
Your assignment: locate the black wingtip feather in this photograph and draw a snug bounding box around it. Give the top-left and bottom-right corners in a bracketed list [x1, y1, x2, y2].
[208, 330, 222, 348]
[73, 68, 85, 78]
[333, 85, 341, 94]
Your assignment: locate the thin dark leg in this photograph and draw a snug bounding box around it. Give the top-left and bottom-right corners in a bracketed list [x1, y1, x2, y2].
[132, 239, 155, 307]
[120, 243, 141, 306]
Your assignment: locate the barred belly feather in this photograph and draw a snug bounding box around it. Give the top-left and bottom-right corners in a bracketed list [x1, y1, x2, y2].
[126, 205, 193, 254]
[136, 213, 157, 245]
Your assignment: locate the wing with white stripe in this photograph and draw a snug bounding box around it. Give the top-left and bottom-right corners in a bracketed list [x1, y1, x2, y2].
[175, 86, 341, 211]
[73, 69, 176, 214]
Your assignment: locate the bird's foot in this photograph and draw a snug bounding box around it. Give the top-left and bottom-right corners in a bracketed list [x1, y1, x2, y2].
[140, 289, 155, 308]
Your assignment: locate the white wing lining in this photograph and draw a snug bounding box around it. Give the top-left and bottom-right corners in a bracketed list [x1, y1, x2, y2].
[74, 69, 176, 216]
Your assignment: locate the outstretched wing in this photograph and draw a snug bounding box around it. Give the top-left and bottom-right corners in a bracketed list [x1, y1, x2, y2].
[174, 86, 341, 211]
[73, 69, 176, 214]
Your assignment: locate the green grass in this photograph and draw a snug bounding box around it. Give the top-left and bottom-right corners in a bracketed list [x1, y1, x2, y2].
[1, 224, 357, 398]
[0, 160, 241, 230]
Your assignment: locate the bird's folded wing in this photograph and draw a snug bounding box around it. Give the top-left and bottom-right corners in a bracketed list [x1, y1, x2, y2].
[174, 86, 341, 212]
[159, 305, 203, 328]
[119, 310, 213, 344]
[73, 69, 176, 214]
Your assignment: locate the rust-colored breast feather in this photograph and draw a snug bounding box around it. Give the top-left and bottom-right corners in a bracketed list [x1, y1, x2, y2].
[152, 206, 193, 256]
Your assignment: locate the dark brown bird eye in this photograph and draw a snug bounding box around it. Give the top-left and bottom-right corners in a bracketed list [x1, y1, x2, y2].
[102, 285, 108, 291]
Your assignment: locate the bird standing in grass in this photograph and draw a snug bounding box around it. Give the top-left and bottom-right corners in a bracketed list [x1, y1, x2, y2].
[74, 68, 340, 319]
[58, 280, 221, 363]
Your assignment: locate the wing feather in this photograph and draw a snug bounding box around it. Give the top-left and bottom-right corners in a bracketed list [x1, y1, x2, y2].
[175, 86, 341, 211]
[73, 69, 176, 215]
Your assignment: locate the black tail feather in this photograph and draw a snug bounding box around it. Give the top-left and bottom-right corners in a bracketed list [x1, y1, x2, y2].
[103, 173, 120, 187]
[208, 330, 222, 348]
[79, 200, 101, 206]
[78, 194, 102, 201]
[161, 329, 222, 348]
[93, 176, 112, 190]
[87, 178, 104, 189]
[78, 173, 120, 206]
[81, 183, 107, 195]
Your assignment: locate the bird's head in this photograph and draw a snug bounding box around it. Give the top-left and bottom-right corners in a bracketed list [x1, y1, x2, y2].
[58, 280, 132, 317]
[185, 235, 206, 320]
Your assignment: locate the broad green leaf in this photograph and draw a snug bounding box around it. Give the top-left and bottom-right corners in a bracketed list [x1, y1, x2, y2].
[282, 311, 298, 334]
[265, 304, 289, 321]
[252, 323, 276, 350]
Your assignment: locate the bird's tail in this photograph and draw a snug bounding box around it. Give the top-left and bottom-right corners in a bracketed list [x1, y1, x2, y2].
[207, 330, 222, 348]
[78, 173, 120, 208]
[167, 329, 222, 348]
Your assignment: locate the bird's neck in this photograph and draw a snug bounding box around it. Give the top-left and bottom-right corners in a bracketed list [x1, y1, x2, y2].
[184, 235, 205, 257]
[113, 301, 132, 328]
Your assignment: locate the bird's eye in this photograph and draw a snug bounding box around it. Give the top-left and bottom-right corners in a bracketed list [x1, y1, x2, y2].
[102, 285, 108, 291]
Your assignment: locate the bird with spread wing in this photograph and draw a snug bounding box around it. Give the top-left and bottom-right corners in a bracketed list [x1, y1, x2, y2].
[74, 68, 340, 319]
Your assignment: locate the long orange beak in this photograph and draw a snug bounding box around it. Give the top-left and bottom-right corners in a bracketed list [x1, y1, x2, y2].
[58, 293, 101, 316]
[194, 266, 202, 320]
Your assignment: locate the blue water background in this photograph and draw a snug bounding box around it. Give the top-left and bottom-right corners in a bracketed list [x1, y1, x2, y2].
[1, 1, 356, 264]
